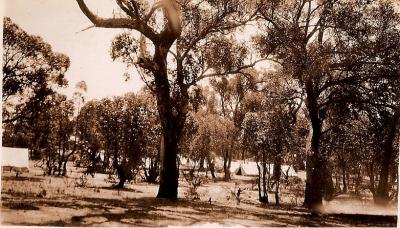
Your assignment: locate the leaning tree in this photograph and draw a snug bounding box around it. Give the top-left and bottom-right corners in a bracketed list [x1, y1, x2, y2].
[76, 0, 259, 198]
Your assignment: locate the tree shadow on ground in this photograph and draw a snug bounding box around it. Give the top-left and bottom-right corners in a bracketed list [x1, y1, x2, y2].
[2, 195, 397, 227]
[86, 186, 143, 193]
[1, 176, 44, 182]
[2, 202, 40, 210]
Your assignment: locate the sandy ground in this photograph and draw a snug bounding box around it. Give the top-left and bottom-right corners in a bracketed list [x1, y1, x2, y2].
[0, 161, 397, 227]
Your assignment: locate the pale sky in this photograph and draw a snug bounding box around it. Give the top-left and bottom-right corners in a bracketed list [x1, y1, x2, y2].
[2, 0, 145, 100]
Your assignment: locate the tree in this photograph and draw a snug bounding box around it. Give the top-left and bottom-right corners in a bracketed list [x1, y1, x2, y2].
[95, 93, 146, 188]
[242, 88, 294, 205]
[75, 100, 103, 174]
[31, 93, 74, 176]
[375, 105, 400, 204]
[137, 90, 162, 183]
[76, 0, 258, 198]
[255, 0, 400, 209]
[210, 73, 256, 180]
[3, 17, 69, 123]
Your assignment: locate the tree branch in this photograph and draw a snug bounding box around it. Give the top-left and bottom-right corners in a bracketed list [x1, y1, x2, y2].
[76, 0, 159, 43]
[195, 58, 268, 84]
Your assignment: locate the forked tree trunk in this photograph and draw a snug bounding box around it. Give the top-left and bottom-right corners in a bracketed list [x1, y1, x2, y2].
[155, 47, 186, 199]
[75, 0, 183, 201]
[223, 149, 231, 181]
[206, 156, 216, 180]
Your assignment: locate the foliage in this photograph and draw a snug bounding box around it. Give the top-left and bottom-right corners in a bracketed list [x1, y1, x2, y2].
[2, 17, 69, 123]
[255, 0, 400, 208]
[30, 93, 74, 176]
[76, 90, 161, 187]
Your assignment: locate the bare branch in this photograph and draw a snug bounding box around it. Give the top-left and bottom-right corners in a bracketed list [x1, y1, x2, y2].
[196, 58, 269, 84]
[76, 0, 159, 42]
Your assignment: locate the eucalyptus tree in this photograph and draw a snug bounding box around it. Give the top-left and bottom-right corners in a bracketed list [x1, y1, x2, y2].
[210, 73, 257, 180]
[137, 90, 162, 183]
[76, 0, 259, 198]
[255, 0, 400, 209]
[95, 93, 147, 188]
[3, 17, 69, 124]
[30, 93, 74, 176]
[242, 78, 295, 205]
[362, 100, 400, 204]
[76, 100, 103, 174]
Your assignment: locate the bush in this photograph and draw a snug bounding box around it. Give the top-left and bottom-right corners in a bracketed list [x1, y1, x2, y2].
[182, 170, 208, 201]
[75, 174, 88, 187]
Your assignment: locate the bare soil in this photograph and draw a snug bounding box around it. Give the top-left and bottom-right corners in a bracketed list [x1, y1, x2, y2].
[1, 162, 397, 227]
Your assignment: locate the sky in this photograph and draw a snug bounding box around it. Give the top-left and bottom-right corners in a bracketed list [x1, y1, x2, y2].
[2, 0, 145, 100]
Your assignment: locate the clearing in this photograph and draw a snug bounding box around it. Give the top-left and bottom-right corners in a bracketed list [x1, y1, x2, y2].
[1, 162, 397, 227]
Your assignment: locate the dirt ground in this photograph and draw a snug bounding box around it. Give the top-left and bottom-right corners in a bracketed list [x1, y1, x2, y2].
[1, 162, 397, 227]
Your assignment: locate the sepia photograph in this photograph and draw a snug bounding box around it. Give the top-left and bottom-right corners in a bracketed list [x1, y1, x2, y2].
[1, 0, 399, 226]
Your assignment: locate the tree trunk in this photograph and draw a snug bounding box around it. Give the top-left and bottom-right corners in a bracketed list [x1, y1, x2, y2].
[256, 162, 263, 202]
[273, 153, 282, 206]
[116, 166, 127, 189]
[145, 155, 159, 183]
[355, 169, 361, 196]
[155, 46, 186, 199]
[335, 174, 341, 192]
[303, 82, 325, 210]
[342, 165, 347, 193]
[266, 163, 271, 192]
[258, 160, 268, 204]
[157, 127, 180, 199]
[207, 156, 216, 180]
[368, 162, 376, 196]
[223, 149, 231, 181]
[62, 160, 68, 176]
[262, 155, 268, 199]
[199, 156, 205, 172]
[375, 106, 400, 205]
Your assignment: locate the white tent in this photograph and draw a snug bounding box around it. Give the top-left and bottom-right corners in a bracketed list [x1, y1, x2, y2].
[1, 147, 29, 169]
[229, 161, 241, 173]
[235, 162, 260, 176]
[281, 165, 297, 177]
[234, 162, 297, 177]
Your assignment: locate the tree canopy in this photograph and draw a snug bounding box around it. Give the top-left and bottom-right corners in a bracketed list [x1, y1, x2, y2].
[3, 17, 69, 123]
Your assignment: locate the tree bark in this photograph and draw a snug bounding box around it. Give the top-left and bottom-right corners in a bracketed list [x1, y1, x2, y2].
[223, 148, 232, 181]
[342, 165, 347, 193]
[256, 161, 263, 202]
[157, 120, 181, 199]
[262, 155, 268, 199]
[303, 81, 325, 210]
[273, 153, 282, 206]
[154, 46, 186, 199]
[207, 156, 216, 180]
[375, 106, 400, 205]
[116, 166, 127, 189]
[368, 162, 376, 196]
